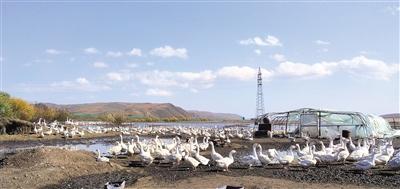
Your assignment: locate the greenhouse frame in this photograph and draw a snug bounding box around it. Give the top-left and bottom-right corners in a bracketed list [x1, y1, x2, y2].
[258, 108, 400, 139]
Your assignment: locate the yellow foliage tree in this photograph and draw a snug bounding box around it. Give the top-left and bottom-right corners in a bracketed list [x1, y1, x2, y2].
[8, 98, 35, 121]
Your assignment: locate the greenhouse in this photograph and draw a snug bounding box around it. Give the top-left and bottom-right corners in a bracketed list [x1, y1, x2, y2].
[257, 108, 400, 139]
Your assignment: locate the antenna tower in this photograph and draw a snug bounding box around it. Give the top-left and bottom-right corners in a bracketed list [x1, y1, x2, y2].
[256, 67, 265, 119]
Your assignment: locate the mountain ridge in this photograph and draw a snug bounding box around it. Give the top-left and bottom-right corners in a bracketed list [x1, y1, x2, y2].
[44, 102, 243, 120]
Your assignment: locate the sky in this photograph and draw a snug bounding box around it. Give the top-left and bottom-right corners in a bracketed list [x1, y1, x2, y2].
[1, 1, 399, 118]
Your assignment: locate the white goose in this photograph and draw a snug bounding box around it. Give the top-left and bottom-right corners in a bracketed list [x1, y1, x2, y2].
[154, 143, 171, 160]
[348, 136, 357, 151]
[209, 141, 223, 161]
[38, 131, 45, 138]
[162, 145, 183, 166]
[183, 150, 200, 170]
[195, 146, 210, 165]
[295, 144, 308, 157]
[164, 138, 177, 151]
[240, 143, 261, 168]
[109, 141, 122, 155]
[257, 144, 271, 165]
[386, 139, 394, 157]
[119, 135, 128, 152]
[215, 150, 236, 171]
[275, 146, 295, 165]
[96, 149, 110, 162]
[354, 150, 378, 170]
[348, 140, 369, 161]
[267, 148, 278, 159]
[138, 143, 154, 166]
[298, 153, 317, 168]
[199, 137, 210, 151]
[315, 149, 345, 163]
[387, 155, 400, 170]
[127, 139, 135, 156]
[375, 146, 391, 165]
[300, 141, 311, 155]
[337, 141, 350, 164]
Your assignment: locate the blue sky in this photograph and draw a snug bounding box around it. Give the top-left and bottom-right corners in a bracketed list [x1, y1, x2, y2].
[1, 1, 399, 118]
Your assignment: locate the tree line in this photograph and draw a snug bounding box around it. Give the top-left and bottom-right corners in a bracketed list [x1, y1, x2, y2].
[0, 92, 70, 122]
[1, 91, 210, 125]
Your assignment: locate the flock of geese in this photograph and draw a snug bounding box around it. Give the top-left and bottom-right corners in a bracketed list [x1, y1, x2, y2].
[32, 119, 400, 172]
[97, 134, 400, 172]
[33, 118, 85, 138]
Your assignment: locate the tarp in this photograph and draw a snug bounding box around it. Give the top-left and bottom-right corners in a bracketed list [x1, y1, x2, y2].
[260, 108, 400, 139]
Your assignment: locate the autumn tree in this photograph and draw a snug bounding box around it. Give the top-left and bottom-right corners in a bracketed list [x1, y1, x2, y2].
[99, 112, 127, 125]
[8, 98, 35, 121]
[0, 91, 13, 117]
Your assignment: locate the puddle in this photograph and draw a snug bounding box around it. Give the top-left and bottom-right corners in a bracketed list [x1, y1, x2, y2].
[0, 136, 175, 157]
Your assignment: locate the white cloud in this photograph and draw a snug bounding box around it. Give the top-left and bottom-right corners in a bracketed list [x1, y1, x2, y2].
[314, 40, 330, 45]
[254, 49, 261, 55]
[275, 61, 336, 78]
[127, 48, 142, 56]
[321, 48, 329, 52]
[150, 45, 188, 59]
[49, 78, 109, 92]
[337, 56, 399, 80]
[106, 51, 123, 57]
[90, 55, 398, 95]
[146, 88, 172, 97]
[134, 70, 215, 89]
[274, 56, 399, 80]
[106, 72, 130, 81]
[217, 66, 274, 81]
[93, 61, 108, 68]
[384, 6, 400, 15]
[84, 47, 100, 54]
[270, 53, 286, 62]
[126, 63, 138, 68]
[146, 62, 154, 66]
[76, 77, 90, 85]
[45, 49, 64, 55]
[239, 35, 282, 47]
[190, 88, 199, 93]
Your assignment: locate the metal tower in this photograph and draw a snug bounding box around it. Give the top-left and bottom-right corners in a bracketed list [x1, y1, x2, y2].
[256, 67, 265, 119]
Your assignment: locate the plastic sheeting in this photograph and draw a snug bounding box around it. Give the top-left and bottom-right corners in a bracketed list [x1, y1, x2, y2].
[260, 108, 400, 139]
[364, 114, 400, 138]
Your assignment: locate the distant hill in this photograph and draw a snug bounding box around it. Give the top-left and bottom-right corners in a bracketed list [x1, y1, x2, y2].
[188, 110, 243, 121]
[44, 102, 243, 120]
[381, 113, 400, 118]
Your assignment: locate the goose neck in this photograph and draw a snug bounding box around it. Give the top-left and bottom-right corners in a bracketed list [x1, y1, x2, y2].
[253, 145, 258, 158]
[229, 151, 235, 159]
[210, 142, 216, 153]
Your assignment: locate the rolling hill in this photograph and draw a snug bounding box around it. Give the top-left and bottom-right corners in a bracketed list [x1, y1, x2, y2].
[188, 110, 243, 121]
[45, 102, 243, 120]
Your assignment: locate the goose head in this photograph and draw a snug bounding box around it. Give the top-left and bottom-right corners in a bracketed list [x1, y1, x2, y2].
[295, 144, 301, 151]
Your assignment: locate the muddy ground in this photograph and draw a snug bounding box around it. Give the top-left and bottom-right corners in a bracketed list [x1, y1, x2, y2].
[0, 136, 399, 189]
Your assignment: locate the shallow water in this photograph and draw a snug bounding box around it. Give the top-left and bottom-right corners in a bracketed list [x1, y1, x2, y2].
[60, 137, 175, 155]
[0, 136, 175, 157]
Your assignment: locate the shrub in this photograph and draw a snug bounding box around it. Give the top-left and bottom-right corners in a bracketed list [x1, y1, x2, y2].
[8, 98, 35, 121]
[99, 112, 127, 125]
[0, 92, 13, 117]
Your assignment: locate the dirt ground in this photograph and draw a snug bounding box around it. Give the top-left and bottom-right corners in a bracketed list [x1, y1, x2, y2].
[0, 131, 121, 142]
[130, 175, 382, 189]
[0, 136, 399, 189]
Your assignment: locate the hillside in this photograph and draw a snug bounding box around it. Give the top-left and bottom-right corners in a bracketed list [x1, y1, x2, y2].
[45, 102, 243, 120]
[45, 102, 190, 119]
[188, 110, 243, 121]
